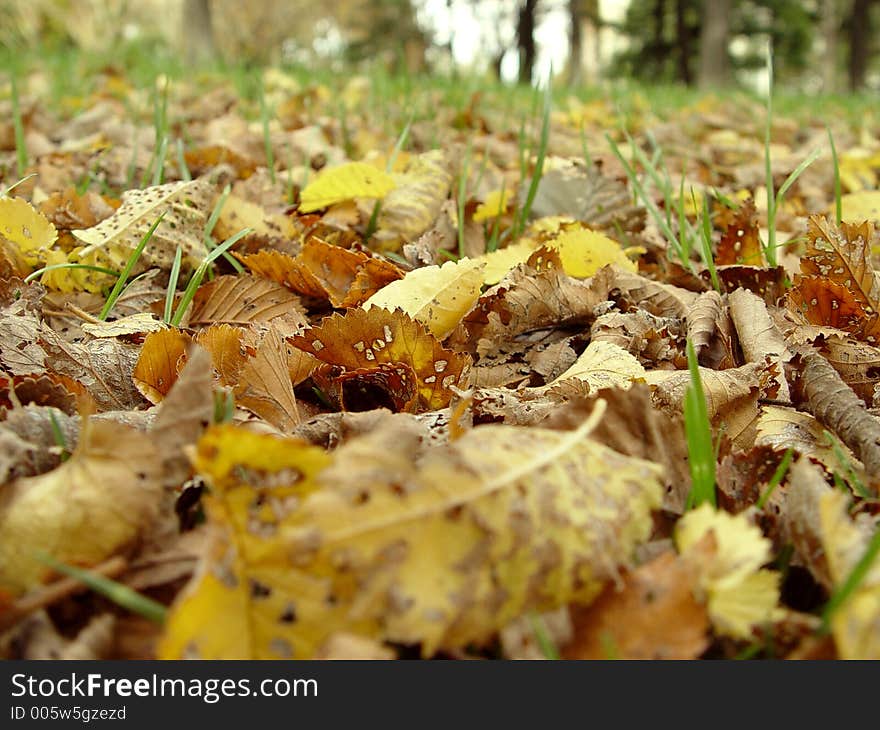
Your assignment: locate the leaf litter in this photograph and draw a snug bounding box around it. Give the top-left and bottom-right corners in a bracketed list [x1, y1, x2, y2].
[1, 67, 880, 660]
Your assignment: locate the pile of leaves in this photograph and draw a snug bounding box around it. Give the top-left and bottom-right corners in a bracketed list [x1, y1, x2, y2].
[1, 68, 879, 660]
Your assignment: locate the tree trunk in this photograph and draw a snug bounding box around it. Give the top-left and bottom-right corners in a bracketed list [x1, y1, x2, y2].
[848, 0, 873, 90]
[675, 0, 692, 85]
[820, 0, 840, 92]
[517, 0, 539, 85]
[698, 0, 732, 88]
[568, 0, 583, 86]
[181, 0, 215, 65]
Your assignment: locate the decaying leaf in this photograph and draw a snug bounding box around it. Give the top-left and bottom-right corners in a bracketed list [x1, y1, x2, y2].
[234, 325, 301, 431]
[0, 420, 162, 595]
[546, 340, 645, 392]
[716, 199, 763, 266]
[159, 410, 664, 658]
[0, 196, 58, 259]
[291, 308, 469, 412]
[793, 349, 880, 489]
[565, 551, 710, 659]
[73, 180, 214, 268]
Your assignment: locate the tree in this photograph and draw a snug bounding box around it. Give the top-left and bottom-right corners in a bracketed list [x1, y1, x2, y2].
[820, 0, 841, 92]
[516, 0, 539, 84]
[847, 0, 875, 90]
[567, 0, 602, 86]
[698, 0, 731, 87]
[181, 0, 215, 65]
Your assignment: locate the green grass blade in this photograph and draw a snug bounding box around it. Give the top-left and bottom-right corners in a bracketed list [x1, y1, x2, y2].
[36, 553, 166, 624]
[697, 192, 721, 292]
[828, 126, 842, 224]
[171, 227, 251, 326]
[99, 212, 165, 320]
[164, 245, 183, 324]
[24, 263, 120, 285]
[47, 408, 70, 462]
[775, 147, 821, 204]
[11, 74, 28, 177]
[821, 525, 880, 632]
[684, 339, 716, 509]
[176, 138, 192, 182]
[756, 448, 794, 509]
[527, 612, 560, 660]
[513, 80, 552, 239]
[457, 139, 473, 258]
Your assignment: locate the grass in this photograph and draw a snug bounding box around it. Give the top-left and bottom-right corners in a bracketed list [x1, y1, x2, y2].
[828, 126, 842, 224]
[756, 448, 794, 510]
[512, 79, 552, 240]
[169, 227, 252, 326]
[11, 73, 28, 177]
[36, 553, 167, 624]
[821, 524, 880, 632]
[47, 408, 70, 462]
[99, 213, 165, 320]
[684, 339, 716, 510]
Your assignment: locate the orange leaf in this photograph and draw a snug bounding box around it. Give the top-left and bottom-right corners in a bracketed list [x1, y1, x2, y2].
[788, 275, 868, 333]
[716, 199, 764, 266]
[133, 329, 191, 403]
[194, 324, 247, 387]
[291, 308, 469, 411]
[189, 274, 306, 327]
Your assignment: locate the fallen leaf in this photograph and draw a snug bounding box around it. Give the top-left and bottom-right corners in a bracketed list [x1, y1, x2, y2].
[0, 420, 162, 595]
[299, 161, 395, 213]
[363, 258, 484, 339]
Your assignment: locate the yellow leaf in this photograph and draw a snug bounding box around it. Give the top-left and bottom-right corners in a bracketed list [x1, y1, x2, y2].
[362, 258, 485, 339]
[839, 191, 880, 223]
[474, 223, 638, 285]
[215, 194, 297, 240]
[475, 240, 535, 285]
[160, 412, 664, 658]
[0, 420, 162, 596]
[298, 161, 395, 213]
[39, 248, 114, 294]
[819, 489, 880, 659]
[0, 196, 58, 258]
[552, 227, 638, 278]
[473, 188, 512, 223]
[676, 504, 781, 639]
[374, 150, 453, 249]
[548, 340, 646, 392]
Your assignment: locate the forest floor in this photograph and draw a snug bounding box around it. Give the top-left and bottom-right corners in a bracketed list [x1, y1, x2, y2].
[1, 47, 880, 660]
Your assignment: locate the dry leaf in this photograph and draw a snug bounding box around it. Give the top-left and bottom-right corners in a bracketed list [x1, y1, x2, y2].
[0, 420, 162, 595]
[159, 412, 663, 658]
[234, 325, 301, 431]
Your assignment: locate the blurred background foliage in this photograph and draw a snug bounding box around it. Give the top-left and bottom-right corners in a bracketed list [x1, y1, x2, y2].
[0, 0, 877, 93]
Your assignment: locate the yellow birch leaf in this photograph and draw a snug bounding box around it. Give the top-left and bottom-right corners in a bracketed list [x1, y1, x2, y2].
[473, 188, 512, 223]
[159, 412, 664, 658]
[676, 504, 781, 639]
[819, 489, 880, 659]
[552, 227, 638, 278]
[362, 258, 485, 339]
[839, 191, 880, 223]
[548, 340, 646, 392]
[215, 194, 297, 240]
[39, 247, 114, 294]
[475, 240, 536, 285]
[299, 161, 395, 213]
[0, 196, 58, 258]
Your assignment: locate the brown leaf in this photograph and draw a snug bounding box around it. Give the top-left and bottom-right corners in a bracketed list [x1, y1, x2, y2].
[132, 329, 190, 404]
[788, 276, 868, 335]
[291, 308, 469, 412]
[151, 346, 214, 488]
[792, 349, 880, 490]
[39, 325, 144, 411]
[728, 287, 791, 400]
[189, 273, 306, 327]
[612, 269, 697, 318]
[564, 551, 710, 659]
[234, 325, 301, 431]
[716, 199, 764, 266]
[686, 289, 723, 357]
[800, 216, 880, 344]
